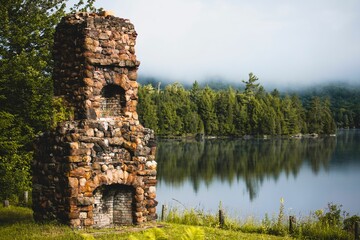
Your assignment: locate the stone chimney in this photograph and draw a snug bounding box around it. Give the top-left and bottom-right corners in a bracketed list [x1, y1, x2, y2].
[32, 12, 157, 228]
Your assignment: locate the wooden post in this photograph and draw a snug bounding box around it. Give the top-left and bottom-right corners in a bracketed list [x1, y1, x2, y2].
[289, 216, 296, 234]
[24, 191, 29, 204]
[355, 221, 359, 240]
[161, 205, 166, 221]
[219, 209, 225, 228]
[3, 200, 9, 207]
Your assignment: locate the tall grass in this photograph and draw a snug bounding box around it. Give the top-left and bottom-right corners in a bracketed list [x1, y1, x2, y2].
[161, 201, 356, 239]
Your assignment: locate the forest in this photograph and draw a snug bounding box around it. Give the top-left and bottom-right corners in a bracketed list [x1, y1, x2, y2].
[137, 73, 338, 137]
[0, 0, 359, 203]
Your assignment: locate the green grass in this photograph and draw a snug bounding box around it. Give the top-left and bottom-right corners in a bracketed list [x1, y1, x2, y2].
[0, 204, 356, 240]
[0, 206, 82, 240]
[89, 223, 292, 240]
[0, 206, 292, 240]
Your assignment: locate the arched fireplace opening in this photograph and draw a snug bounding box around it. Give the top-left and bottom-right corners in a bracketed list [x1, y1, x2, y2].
[93, 184, 135, 228]
[100, 84, 126, 118]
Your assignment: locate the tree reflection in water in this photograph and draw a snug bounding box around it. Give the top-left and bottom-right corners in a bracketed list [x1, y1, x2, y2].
[156, 137, 338, 200]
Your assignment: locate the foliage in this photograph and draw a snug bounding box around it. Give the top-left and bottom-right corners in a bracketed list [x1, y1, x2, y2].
[181, 227, 205, 240]
[0, 112, 32, 202]
[314, 203, 346, 227]
[138, 74, 338, 137]
[299, 84, 360, 129]
[52, 97, 74, 128]
[291, 203, 354, 240]
[343, 214, 360, 233]
[0, 0, 98, 202]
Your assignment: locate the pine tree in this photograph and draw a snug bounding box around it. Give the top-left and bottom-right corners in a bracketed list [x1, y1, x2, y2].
[197, 87, 218, 135]
[0, 0, 99, 202]
[138, 85, 159, 132]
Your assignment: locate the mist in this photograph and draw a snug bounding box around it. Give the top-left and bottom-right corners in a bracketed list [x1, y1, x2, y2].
[84, 0, 360, 89]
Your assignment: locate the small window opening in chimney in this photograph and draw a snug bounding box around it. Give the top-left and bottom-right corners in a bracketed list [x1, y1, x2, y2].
[100, 84, 126, 117]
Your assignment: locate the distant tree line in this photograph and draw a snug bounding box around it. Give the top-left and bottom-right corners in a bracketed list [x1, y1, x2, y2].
[299, 85, 360, 129]
[138, 73, 337, 137]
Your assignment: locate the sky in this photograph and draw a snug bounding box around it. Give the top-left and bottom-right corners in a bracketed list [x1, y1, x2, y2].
[77, 0, 360, 88]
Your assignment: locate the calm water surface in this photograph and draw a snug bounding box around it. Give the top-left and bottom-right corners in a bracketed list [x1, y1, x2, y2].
[155, 129, 360, 218]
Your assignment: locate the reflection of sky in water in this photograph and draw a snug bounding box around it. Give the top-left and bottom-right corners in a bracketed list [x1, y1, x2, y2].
[156, 132, 360, 218]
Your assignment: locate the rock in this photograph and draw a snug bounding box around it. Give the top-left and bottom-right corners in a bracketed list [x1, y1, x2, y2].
[86, 128, 94, 137]
[136, 187, 144, 195]
[77, 197, 94, 205]
[79, 178, 87, 187]
[101, 164, 108, 172]
[146, 161, 157, 170]
[68, 177, 79, 188]
[148, 186, 156, 194]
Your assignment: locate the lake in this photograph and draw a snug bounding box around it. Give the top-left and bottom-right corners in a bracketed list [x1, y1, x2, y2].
[155, 129, 360, 219]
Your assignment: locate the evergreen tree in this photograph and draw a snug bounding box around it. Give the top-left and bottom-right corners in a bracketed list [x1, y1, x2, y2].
[258, 95, 277, 135]
[322, 98, 337, 134]
[197, 86, 218, 135]
[0, 0, 98, 202]
[215, 88, 236, 135]
[233, 93, 249, 136]
[307, 97, 323, 134]
[290, 94, 307, 134]
[243, 72, 260, 100]
[138, 84, 159, 132]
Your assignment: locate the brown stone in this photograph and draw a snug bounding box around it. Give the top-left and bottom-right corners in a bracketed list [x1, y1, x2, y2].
[136, 187, 144, 195]
[70, 219, 81, 227]
[128, 70, 137, 80]
[67, 156, 82, 163]
[69, 142, 79, 149]
[148, 207, 156, 214]
[69, 149, 88, 156]
[86, 128, 94, 137]
[108, 137, 124, 146]
[68, 177, 79, 188]
[148, 192, 156, 199]
[79, 205, 93, 212]
[135, 194, 144, 202]
[129, 81, 138, 88]
[136, 217, 145, 224]
[99, 175, 108, 184]
[92, 162, 101, 170]
[69, 211, 80, 219]
[84, 192, 93, 197]
[77, 197, 94, 206]
[84, 218, 94, 226]
[145, 179, 158, 186]
[84, 78, 94, 86]
[79, 178, 86, 187]
[71, 133, 80, 141]
[146, 199, 158, 208]
[69, 167, 86, 177]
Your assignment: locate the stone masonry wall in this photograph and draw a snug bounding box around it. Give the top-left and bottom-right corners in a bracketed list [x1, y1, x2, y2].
[32, 12, 157, 228]
[52, 12, 140, 120]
